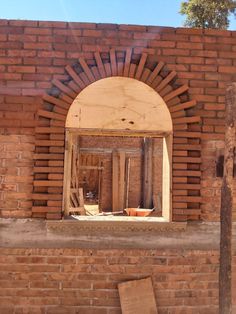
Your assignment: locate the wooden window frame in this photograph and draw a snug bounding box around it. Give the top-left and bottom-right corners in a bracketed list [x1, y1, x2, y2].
[63, 128, 172, 222]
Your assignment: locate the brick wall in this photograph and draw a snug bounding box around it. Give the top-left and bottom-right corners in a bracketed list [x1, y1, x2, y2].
[0, 19, 235, 220]
[0, 248, 219, 314]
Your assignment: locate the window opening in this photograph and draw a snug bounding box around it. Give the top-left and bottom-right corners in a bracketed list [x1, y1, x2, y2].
[63, 132, 172, 221]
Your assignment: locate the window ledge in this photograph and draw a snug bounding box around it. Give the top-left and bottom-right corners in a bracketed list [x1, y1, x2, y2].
[46, 217, 186, 234]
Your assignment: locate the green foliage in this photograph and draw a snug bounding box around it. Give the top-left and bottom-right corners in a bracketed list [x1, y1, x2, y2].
[180, 0, 236, 29]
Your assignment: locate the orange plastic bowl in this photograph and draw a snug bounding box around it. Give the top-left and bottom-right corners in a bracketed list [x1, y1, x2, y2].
[125, 208, 153, 217]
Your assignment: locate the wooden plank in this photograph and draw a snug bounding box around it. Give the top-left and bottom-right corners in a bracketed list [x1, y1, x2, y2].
[65, 65, 86, 89]
[78, 188, 86, 214]
[52, 79, 77, 99]
[112, 150, 119, 211]
[163, 85, 189, 102]
[68, 206, 85, 213]
[38, 110, 66, 121]
[146, 61, 164, 85]
[219, 83, 236, 314]
[43, 94, 71, 110]
[169, 100, 197, 113]
[110, 49, 117, 76]
[143, 138, 153, 209]
[118, 277, 157, 314]
[125, 158, 131, 208]
[63, 131, 73, 215]
[78, 57, 95, 82]
[79, 165, 104, 170]
[135, 53, 147, 80]
[72, 128, 168, 138]
[94, 52, 106, 78]
[123, 48, 132, 77]
[119, 151, 126, 210]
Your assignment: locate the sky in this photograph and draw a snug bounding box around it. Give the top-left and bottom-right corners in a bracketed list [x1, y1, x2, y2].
[0, 0, 236, 30]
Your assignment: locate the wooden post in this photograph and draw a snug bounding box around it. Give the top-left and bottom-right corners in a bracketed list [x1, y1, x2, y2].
[112, 150, 119, 211]
[63, 130, 72, 216]
[219, 83, 236, 314]
[119, 151, 126, 210]
[143, 138, 153, 208]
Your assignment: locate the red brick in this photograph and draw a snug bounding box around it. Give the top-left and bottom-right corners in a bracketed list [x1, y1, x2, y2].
[68, 22, 96, 29]
[25, 27, 52, 35]
[83, 29, 103, 37]
[119, 24, 146, 32]
[8, 65, 35, 73]
[177, 56, 204, 64]
[218, 66, 236, 73]
[177, 42, 203, 49]
[24, 42, 52, 50]
[39, 21, 67, 28]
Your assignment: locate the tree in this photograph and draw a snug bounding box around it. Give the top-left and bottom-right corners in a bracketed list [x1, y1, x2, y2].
[180, 0, 236, 29]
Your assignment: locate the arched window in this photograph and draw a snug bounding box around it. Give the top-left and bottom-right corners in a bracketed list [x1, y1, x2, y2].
[63, 77, 173, 221]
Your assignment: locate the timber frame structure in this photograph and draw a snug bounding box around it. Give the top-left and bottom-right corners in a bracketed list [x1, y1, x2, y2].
[33, 49, 201, 221]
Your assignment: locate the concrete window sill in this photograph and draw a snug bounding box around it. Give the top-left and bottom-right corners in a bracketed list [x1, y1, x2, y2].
[46, 217, 186, 234]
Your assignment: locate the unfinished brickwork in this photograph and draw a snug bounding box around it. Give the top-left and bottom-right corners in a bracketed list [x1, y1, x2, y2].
[0, 19, 236, 314]
[0, 19, 229, 222]
[0, 248, 220, 314]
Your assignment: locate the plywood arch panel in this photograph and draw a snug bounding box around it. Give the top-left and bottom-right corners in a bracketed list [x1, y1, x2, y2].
[33, 49, 201, 222]
[66, 77, 173, 133]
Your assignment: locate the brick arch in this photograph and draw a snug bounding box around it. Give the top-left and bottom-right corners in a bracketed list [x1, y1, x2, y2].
[33, 49, 201, 221]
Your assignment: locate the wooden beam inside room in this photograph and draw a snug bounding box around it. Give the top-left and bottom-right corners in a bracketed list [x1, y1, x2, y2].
[143, 138, 153, 209]
[112, 150, 120, 212]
